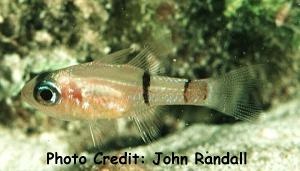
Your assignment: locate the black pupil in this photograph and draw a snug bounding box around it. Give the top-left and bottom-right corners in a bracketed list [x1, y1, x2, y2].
[40, 89, 53, 101]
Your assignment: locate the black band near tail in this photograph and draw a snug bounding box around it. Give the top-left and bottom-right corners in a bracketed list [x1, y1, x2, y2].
[142, 71, 151, 105]
[183, 79, 191, 103]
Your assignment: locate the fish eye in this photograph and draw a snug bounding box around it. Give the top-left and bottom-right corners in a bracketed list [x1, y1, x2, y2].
[33, 81, 61, 105]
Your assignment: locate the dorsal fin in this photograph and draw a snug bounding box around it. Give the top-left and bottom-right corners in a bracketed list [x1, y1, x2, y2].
[128, 33, 173, 74]
[96, 48, 134, 64]
[128, 44, 161, 73]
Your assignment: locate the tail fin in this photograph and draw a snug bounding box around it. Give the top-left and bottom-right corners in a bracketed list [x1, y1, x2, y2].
[206, 65, 264, 121]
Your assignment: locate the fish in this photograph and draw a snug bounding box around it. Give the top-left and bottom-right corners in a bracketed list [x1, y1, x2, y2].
[21, 41, 263, 144]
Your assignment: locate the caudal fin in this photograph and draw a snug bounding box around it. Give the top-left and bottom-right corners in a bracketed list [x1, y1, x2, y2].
[206, 65, 264, 121]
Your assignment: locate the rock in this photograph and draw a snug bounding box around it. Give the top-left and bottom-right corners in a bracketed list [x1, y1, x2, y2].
[0, 127, 69, 171]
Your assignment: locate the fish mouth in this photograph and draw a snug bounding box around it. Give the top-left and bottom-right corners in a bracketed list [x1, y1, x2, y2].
[21, 79, 36, 106]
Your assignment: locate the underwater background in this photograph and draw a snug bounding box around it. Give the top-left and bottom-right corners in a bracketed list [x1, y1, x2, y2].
[0, 0, 299, 170]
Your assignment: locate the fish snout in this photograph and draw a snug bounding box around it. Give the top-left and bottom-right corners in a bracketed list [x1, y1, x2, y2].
[21, 80, 35, 105]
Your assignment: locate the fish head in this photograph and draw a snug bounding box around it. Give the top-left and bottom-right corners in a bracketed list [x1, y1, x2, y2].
[21, 71, 66, 119]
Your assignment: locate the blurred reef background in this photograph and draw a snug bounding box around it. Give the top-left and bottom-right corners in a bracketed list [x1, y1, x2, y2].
[0, 0, 299, 170]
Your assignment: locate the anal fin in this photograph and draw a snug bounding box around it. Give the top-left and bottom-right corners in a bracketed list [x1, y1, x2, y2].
[87, 119, 118, 150]
[130, 106, 161, 143]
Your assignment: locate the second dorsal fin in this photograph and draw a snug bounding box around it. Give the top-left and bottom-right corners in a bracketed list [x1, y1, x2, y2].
[128, 44, 161, 73]
[128, 33, 173, 74]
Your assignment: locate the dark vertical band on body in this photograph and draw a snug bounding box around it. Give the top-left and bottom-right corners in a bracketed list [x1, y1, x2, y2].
[183, 79, 192, 103]
[142, 71, 151, 105]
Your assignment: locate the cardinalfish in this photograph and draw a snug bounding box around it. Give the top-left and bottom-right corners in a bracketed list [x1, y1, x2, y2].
[21, 40, 262, 143]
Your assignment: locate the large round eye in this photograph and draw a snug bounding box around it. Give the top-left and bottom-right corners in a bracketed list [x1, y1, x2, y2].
[33, 81, 61, 105]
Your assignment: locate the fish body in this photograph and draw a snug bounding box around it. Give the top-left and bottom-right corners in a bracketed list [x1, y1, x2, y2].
[22, 62, 210, 120]
[21, 44, 262, 142]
